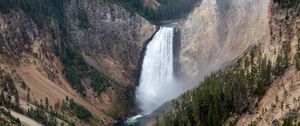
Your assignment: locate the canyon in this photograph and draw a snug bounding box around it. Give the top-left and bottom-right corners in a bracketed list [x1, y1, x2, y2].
[0, 0, 299, 126]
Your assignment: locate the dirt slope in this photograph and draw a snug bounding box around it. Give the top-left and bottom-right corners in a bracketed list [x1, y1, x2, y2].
[16, 65, 115, 124]
[10, 110, 42, 126]
[236, 68, 300, 126]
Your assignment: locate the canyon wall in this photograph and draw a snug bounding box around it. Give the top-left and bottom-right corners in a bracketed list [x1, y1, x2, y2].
[0, 0, 155, 125]
[65, 0, 156, 87]
[179, 0, 270, 82]
[234, 2, 300, 125]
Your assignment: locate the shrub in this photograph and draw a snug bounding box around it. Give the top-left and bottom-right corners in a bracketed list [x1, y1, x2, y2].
[69, 99, 92, 121]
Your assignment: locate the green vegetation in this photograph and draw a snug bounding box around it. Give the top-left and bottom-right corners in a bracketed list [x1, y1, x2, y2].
[0, 0, 67, 57]
[63, 49, 111, 95]
[281, 117, 300, 126]
[273, 0, 299, 8]
[62, 49, 88, 95]
[0, 0, 201, 96]
[90, 70, 111, 95]
[105, 0, 201, 23]
[26, 96, 93, 125]
[75, 0, 90, 29]
[69, 99, 92, 121]
[154, 0, 200, 21]
[0, 0, 201, 24]
[77, 8, 90, 29]
[296, 34, 300, 70]
[157, 44, 289, 126]
[0, 74, 21, 112]
[273, 53, 288, 76]
[27, 107, 58, 126]
[295, 53, 300, 70]
[274, 42, 289, 76]
[0, 108, 21, 125]
[0, 70, 59, 125]
[0, 0, 65, 29]
[0, 0, 111, 95]
[157, 29, 294, 125]
[157, 37, 293, 126]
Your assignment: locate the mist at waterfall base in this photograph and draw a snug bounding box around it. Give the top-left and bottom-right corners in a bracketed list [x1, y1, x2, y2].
[123, 26, 192, 125]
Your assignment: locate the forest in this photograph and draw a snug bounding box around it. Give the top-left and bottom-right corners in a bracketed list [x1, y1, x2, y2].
[105, 0, 201, 23]
[0, 0, 201, 24]
[0, 0, 65, 29]
[157, 33, 297, 126]
[273, 0, 298, 8]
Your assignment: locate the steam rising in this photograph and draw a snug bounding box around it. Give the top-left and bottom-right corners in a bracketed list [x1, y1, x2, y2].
[136, 26, 187, 115]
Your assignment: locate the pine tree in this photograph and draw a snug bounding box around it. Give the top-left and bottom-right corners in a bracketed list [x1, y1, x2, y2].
[45, 97, 49, 111]
[0, 90, 4, 106]
[26, 91, 30, 102]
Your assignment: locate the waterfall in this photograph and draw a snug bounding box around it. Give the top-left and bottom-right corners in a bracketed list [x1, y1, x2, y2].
[136, 26, 182, 115]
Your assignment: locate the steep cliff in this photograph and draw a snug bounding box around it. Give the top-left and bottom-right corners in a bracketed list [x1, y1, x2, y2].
[0, 0, 155, 125]
[0, 10, 115, 125]
[234, 1, 300, 125]
[154, 0, 300, 126]
[65, 0, 156, 87]
[178, 0, 270, 82]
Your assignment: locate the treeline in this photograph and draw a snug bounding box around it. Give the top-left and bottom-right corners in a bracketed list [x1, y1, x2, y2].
[27, 106, 58, 126]
[0, 0, 64, 29]
[105, 0, 200, 23]
[157, 43, 291, 126]
[0, 72, 21, 126]
[153, 0, 200, 21]
[27, 97, 65, 126]
[273, 0, 299, 8]
[0, 108, 21, 125]
[1, 0, 201, 24]
[0, 70, 59, 125]
[0, 0, 67, 57]
[0, 0, 112, 96]
[0, 68, 109, 126]
[26, 96, 94, 125]
[0, 73, 21, 113]
[295, 25, 300, 70]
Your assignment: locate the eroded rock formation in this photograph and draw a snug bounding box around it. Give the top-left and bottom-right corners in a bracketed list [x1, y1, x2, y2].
[179, 0, 270, 82]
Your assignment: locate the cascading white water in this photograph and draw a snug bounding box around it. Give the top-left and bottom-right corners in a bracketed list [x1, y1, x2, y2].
[136, 26, 183, 115]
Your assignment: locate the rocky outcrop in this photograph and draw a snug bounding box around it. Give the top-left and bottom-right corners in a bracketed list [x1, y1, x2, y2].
[178, 0, 270, 82]
[143, 0, 160, 9]
[65, 0, 156, 87]
[0, 10, 59, 82]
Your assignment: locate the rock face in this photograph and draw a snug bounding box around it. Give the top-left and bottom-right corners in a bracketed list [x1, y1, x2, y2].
[0, 0, 156, 125]
[65, 0, 156, 87]
[179, 0, 270, 81]
[0, 10, 117, 125]
[143, 0, 160, 9]
[0, 10, 59, 81]
[234, 2, 300, 125]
